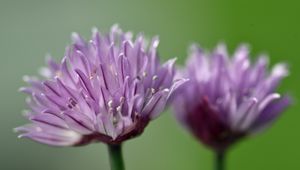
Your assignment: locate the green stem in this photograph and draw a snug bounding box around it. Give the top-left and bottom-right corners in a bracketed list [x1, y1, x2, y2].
[215, 150, 226, 170]
[108, 144, 125, 170]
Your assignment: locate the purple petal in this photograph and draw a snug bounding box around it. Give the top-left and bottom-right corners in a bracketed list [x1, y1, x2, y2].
[142, 89, 169, 119]
[63, 111, 94, 135]
[251, 95, 291, 131]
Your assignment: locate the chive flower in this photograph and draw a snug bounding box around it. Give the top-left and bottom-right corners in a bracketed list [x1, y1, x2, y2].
[173, 44, 290, 170]
[15, 25, 186, 170]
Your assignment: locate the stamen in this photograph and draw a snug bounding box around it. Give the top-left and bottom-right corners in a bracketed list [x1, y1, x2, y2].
[163, 88, 170, 93]
[108, 100, 113, 108]
[152, 75, 158, 80]
[69, 98, 77, 106]
[90, 69, 97, 79]
[116, 106, 122, 113]
[109, 64, 117, 77]
[55, 71, 62, 78]
[67, 98, 77, 109]
[67, 104, 72, 109]
[134, 111, 139, 116]
[120, 96, 125, 103]
[112, 116, 118, 125]
[143, 71, 147, 77]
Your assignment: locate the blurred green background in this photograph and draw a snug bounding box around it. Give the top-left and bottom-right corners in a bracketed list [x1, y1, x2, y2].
[0, 0, 299, 169]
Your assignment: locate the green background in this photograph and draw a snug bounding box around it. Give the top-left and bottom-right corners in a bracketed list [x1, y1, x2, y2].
[0, 0, 299, 169]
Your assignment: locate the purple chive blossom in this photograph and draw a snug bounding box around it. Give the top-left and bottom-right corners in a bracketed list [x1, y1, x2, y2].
[173, 44, 290, 151]
[15, 25, 186, 146]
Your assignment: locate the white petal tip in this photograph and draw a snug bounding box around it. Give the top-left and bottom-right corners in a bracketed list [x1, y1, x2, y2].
[22, 75, 30, 82]
[272, 63, 289, 77]
[251, 97, 258, 103]
[163, 88, 170, 93]
[38, 67, 52, 78]
[152, 38, 159, 48]
[111, 24, 120, 29]
[18, 87, 26, 92]
[71, 32, 80, 42]
[272, 93, 281, 99]
[13, 128, 19, 133]
[91, 27, 98, 34]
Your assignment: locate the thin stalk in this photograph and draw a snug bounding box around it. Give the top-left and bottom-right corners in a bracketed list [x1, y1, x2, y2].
[215, 150, 226, 170]
[107, 144, 125, 170]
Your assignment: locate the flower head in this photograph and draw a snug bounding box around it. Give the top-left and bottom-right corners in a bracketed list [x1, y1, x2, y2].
[16, 25, 186, 146]
[173, 44, 290, 151]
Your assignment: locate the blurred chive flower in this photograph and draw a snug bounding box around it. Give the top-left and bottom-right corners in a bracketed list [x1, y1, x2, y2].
[15, 25, 186, 170]
[173, 44, 290, 170]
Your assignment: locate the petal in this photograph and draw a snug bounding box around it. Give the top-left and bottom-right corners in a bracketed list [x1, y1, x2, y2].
[142, 89, 169, 119]
[15, 124, 82, 146]
[63, 111, 94, 135]
[167, 78, 189, 102]
[98, 114, 117, 139]
[30, 113, 68, 129]
[61, 57, 76, 88]
[75, 69, 96, 101]
[251, 95, 291, 132]
[46, 55, 60, 73]
[19, 131, 81, 146]
[71, 32, 86, 51]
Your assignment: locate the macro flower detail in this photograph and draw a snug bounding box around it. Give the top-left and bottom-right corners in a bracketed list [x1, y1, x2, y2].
[15, 25, 186, 146]
[173, 44, 290, 152]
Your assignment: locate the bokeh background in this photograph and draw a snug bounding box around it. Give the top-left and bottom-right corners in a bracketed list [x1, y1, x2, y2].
[1, 0, 299, 169]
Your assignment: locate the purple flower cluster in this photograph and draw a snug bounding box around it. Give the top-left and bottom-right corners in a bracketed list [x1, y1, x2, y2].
[15, 25, 186, 146]
[173, 44, 290, 151]
[15, 25, 290, 155]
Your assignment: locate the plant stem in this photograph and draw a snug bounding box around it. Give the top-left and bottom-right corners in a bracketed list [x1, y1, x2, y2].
[108, 144, 125, 170]
[215, 150, 226, 170]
